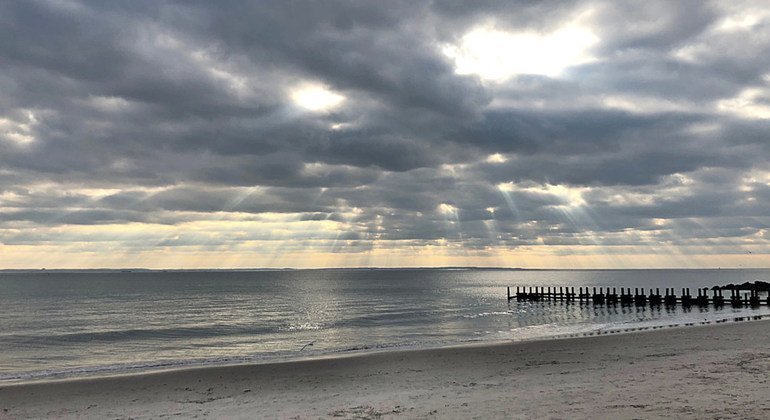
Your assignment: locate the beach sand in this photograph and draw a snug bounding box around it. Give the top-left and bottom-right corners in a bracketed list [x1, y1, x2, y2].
[2, 320, 770, 419]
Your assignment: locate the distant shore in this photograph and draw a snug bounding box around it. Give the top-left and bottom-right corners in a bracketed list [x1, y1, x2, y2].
[4, 266, 770, 273]
[3, 319, 770, 419]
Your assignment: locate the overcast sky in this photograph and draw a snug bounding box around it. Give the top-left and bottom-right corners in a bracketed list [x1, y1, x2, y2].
[2, 0, 770, 268]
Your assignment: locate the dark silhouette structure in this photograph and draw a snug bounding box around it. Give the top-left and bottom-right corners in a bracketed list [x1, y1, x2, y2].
[508, 286, 768, 308]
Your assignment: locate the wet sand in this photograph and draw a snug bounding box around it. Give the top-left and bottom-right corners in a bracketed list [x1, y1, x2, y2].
[2, 319, 770, 419]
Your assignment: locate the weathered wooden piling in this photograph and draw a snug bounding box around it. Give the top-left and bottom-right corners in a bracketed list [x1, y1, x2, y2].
[664, 288, 677, 306]
[730, 289, 742, 307]
[713, 288, 724, 306]
[620, 288, 633, 305]
[634, 288, 647, 306]
[508, 284, 769, 309]
[566, 286, 575, 302]
[750, 289, 761, 307]
[649, 288, 662, 305]
[592, 287, 605, 304]
[578, 287, 590, 302]
[696, 288, 709, 307]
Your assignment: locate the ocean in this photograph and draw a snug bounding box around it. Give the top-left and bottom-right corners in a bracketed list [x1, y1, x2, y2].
[1, 268, 769, 383]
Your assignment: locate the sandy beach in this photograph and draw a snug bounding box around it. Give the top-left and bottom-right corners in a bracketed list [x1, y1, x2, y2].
[2, 319, 770, 419]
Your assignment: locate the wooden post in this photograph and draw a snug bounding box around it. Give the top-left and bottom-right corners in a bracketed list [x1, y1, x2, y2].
[696, 288, 708, 307]
[730, 289, 741, 307]
[713, 288, 723, 306]
[750, 289, 760, 307]
[650, 288, 662, 306]
[635, 288, 647, 306]
[592, 287, 605, 304]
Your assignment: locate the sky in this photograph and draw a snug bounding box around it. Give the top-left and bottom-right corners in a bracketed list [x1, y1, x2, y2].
[2, 1, 770, 269]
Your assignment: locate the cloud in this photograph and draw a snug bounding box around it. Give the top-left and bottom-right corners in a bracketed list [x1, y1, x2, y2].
[2, 0, 770, 267]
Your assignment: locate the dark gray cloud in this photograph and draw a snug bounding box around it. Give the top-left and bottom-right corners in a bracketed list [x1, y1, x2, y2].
[2, 0, 770, 262]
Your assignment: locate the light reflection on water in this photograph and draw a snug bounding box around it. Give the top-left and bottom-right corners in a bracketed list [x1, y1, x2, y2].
[1, 268, 769, 382]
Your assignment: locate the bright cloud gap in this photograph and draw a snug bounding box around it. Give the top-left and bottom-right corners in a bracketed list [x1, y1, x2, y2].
[291, 84, 346, 111]
[443, 15, 598, 80]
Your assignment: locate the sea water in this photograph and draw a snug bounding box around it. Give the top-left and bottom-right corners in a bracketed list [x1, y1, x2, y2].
[1, 268, 769, 383]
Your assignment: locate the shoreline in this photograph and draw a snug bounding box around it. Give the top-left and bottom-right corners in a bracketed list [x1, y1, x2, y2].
[3, 319, 770, 418]
[4, 312, 769, 387]
[3, 312, 769, 387]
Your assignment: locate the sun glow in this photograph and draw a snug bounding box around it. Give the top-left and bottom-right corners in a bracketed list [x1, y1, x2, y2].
[443, 13, 598, 81]
[291, 83, 346, 111]
[438, 203, 458, 216]
[485, 153, 508, 163]
[498, 182, 588, 208]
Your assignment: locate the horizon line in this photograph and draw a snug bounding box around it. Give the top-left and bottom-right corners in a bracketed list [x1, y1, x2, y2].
[1, 266, 767, 272]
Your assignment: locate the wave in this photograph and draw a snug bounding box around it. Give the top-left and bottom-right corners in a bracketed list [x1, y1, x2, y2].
[0, 355, 259, 383]
[0, 339, 435, 384]
[2, 322, 329, 345]
[280, 322, 324, 331]
[462, 311, 511, 319]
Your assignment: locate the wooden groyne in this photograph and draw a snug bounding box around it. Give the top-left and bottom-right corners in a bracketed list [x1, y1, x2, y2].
[507, 286, 769, 308]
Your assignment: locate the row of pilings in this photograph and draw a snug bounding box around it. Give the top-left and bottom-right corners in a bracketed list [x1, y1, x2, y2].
[507, 286, 767, 307]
